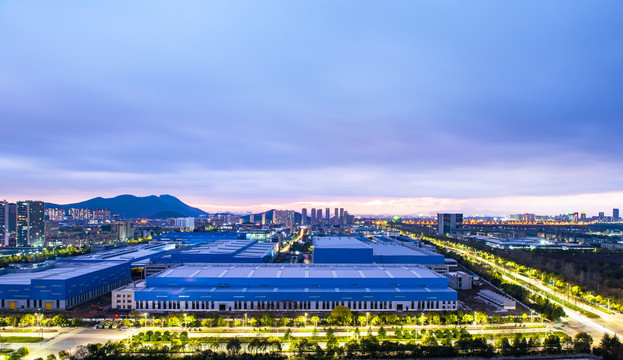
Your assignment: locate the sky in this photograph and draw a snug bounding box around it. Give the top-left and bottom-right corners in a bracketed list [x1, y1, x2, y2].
[1, 1, 622, 216]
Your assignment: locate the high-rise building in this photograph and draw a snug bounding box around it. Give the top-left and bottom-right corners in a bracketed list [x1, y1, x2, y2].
[311, 208, 316, 224]
[45, 208, 66, 221]
[339, 208, 344, 224]
[325, 208, 330, 222]
[0, 201, 9, 246]
[599, 212, 605, 220]
[174, 217, 195, 231]
[261, 212, 266, 225]
[580, 212, 586, 220]
[614, 209, 620, 220]
[301, 208, 307, 225]
[16, 201, 45, 247]
[249, 214, 255, 223]
[437, 213, 463, 236]
[92, 208, 111, 220]
[317, 209, 322, 223]
[68, 208, 92, 220]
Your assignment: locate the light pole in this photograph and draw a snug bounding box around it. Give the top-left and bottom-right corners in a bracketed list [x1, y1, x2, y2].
[244, 313, 247, 327]
[143, 313, 147, 329]
[366, 312, 369, 327]
[183, 313, 188, 329]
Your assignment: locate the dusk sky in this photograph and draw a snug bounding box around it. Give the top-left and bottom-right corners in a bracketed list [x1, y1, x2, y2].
[1, 1, 622, 215]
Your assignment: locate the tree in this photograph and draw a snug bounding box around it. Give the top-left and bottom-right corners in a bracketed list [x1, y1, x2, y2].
[462, 313, 474, 324]
[46, 355, 57, 360]
[574, 332, 593, 353]
[260, 313, 275, 327]
[543, 334, 562, 354]
[166, 315, 180, 327]
[422, 335, 438, 347]
[52, 315, 68, 327]
[310, 316, 320, 327]
[20, 314, 36, 327]
[331, 305, 352, 325]
[294, 316, 306, 327]
[377, 326, 387, 338]
[57, 351, 70, 360]
[226, 338, 241, 355]
[357, 315, 367, 327]
[16, 346, 30, 357]
[278, 317, 290, 327]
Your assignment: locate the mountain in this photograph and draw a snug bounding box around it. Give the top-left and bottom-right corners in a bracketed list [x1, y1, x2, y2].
[46, 194, 207, 219]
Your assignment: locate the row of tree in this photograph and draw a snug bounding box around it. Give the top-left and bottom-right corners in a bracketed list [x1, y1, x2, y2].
[37, 331, 606, 360]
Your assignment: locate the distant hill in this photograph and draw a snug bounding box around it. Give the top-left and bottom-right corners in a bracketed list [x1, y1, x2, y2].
[46, 194, 207, 219]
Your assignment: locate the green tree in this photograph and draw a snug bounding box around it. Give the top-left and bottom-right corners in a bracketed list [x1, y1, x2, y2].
[52, 314, 68, 327]
[166, 315, 180, 327]
[331, 305, 353, 325]
[574, 332, 593, 353]
[226, 338, 241, 355]
[543, 334, 562, 354]
[310, 315, 320, 327]
[20, 314, 36, 327]
[378, 326, 387, 338]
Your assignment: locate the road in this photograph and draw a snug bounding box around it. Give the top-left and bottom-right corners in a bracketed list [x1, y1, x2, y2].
[438, 240, 623, 339]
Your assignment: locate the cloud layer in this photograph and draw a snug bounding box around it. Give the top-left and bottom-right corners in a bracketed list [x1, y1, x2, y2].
[1, 1, 622, 215]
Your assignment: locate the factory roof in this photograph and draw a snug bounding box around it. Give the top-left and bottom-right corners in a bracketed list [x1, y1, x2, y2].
[154, 264, 443, 280]
[62, 243, 176, 263]
[313, 237, 370, 249]
[0, 261, 125, 285]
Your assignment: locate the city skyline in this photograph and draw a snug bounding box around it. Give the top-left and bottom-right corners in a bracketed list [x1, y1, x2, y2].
[2, 1, 623, 215]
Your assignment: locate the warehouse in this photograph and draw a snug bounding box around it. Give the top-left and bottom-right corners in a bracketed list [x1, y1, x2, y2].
[112, 263, 457, 312]
[313, 236, 445, 266]
[0, 261, 130, 310]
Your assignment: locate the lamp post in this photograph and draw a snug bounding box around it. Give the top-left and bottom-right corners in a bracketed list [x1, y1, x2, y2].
[143, 313, 148, 329]
[366, 312, 369, 327]
[244, 313, 248, 327]
[183, 313, 188, 328]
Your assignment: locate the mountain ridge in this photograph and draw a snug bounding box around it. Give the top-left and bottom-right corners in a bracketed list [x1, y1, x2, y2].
[46, 194, 207, 219]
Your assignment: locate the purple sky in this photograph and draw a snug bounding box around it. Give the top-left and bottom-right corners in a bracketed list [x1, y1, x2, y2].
[1, 1, 623, 215]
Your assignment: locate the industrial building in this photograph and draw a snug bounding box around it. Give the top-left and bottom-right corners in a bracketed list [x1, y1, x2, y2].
[312, 236, 446, 266]
[0, 261, 130, 310]
[154, 239, 277, 264]
[112, 263, 457, 312]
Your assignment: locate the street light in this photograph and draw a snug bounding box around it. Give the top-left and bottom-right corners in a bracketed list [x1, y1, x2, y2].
[143, 313, 148, 329]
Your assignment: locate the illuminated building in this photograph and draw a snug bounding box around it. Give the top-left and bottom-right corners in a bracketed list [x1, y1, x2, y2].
[437, 213, 463, 236]
[68, 208, 92, 220]
[614, 208, 620, 220]
[45, 208, 65, 221]
[16, 201, 45, 247]
[301, 208, 307, 225]
[92, 208, 111, 220]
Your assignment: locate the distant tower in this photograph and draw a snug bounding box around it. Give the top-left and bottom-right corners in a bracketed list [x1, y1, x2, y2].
[437, 213, 463, 236]
[301, 208, 307, 225]
[16, 200, 45, 247]
[614, 208, 620, 220]
[0, 201, 9, 246]
[261, 212, 266, 225]
[311, 208, 316, 224]
[339, 208, 344, 224]
[250, 214, 255, 223]
[317, 209, 322, 223]
[325, 208, 330, 222]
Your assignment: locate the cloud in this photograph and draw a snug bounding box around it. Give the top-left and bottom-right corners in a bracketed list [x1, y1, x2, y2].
[0, 1, 622, 214]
